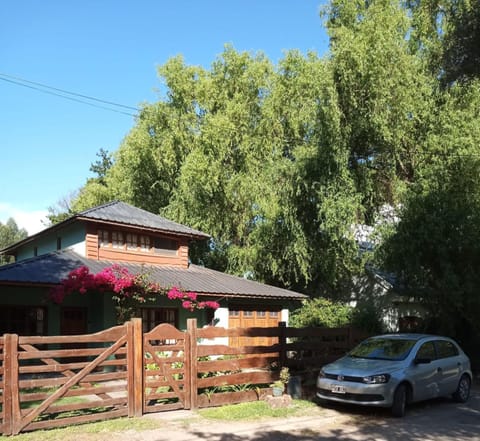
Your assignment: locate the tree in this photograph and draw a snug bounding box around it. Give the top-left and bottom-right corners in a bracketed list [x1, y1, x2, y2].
[378, 81, 480, 341]
[72, 46, 364, 297]
[0, 218, 28, 265]
[408, 0, 480, 85]
[324, 0, 435, 222]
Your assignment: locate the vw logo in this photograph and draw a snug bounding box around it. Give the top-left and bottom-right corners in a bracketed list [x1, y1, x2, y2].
[337, 375, 344, 381]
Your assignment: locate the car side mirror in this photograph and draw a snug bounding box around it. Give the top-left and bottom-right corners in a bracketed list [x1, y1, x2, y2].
[414, 357, 431, 365]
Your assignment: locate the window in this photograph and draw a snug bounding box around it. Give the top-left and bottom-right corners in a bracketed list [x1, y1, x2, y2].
[398, 316, 423, 332]
[243, 310, 254, 317]
[0, 306, 47, 335]
[33, 246, 38, 257]
[126, 233, 138, 250]
[98, 230, 109, 247]
[435, 340, 459, 359]
[112, 231, 124, 249]
[140, 235, 150, 252]
[269, 311, 279, 318]
[141, 308, 178, 332]
[153, 237, 178, 255]
[416, 342, 436, 360]
[56, 237, 62, 250]
[257, 311, 266, 317]
[229, 310, 240, 317]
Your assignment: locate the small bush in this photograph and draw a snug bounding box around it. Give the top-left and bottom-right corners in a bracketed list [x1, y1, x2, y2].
[289, 298, 352, 328]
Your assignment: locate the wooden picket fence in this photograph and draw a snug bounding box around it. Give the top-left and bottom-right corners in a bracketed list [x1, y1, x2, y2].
[0, 319, 367, 435]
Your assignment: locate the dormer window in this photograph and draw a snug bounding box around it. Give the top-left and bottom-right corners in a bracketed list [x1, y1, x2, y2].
[126, 233, 138, 250]
[154, 237, 178, 255]
[96, 228, 179, 257]
[140, 235, 150, 252]
[98, 230, 109, 248]
[112, 231, 124, 249]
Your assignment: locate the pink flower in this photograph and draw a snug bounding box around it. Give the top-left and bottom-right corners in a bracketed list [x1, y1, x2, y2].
[186, 291, 197, 301]
[205, 301, 220, 310]
[182, 300, 194, 311]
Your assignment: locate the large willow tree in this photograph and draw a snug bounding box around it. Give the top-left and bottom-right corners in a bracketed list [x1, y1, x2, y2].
[70, 1, 480, 334]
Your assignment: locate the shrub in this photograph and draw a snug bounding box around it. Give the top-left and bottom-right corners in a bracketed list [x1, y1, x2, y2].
[289, 298, 352, 328]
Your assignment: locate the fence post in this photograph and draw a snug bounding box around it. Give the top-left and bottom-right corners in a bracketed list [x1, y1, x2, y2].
[4, 333, 20, 435]
[186, 318, 198, 410]
[278, 322, 287, 367]
[130, 318, 144, 417]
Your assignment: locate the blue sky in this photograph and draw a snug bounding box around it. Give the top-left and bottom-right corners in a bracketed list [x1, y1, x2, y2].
[1, 1, 329, 234]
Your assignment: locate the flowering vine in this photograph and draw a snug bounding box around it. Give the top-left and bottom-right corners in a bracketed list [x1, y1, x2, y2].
[50, 265, 219, 322]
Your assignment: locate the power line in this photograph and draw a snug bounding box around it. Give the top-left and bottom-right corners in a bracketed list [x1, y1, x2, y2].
[0, 72, 140, 117]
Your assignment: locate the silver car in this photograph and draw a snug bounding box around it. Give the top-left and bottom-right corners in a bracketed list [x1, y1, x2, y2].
[316, 334, 472, 417]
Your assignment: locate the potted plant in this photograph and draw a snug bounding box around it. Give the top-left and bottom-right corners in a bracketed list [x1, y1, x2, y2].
[270, 367, 290, 397]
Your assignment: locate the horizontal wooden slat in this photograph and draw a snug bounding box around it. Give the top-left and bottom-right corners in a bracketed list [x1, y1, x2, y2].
[24, 408, 128, 432]
[197, 326, 281, 339]
[198, 370, 275, 388]
[18, 326, 127, 345]
[197, 343, 280, 357]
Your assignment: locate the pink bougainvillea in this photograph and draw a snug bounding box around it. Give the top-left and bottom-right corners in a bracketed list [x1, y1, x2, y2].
[50, 265, 219, 322]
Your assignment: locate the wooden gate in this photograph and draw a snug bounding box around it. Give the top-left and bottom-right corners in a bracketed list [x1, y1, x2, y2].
[2, 323, 136, 435]
[143, 323, 191, 413]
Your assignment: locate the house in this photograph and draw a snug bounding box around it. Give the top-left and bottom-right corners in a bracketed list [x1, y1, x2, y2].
[0, 201, 306, 338]
[352, 207, 426, 333]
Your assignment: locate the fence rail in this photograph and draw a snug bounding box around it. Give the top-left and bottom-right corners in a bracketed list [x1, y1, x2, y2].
[0, 319, 367, 435]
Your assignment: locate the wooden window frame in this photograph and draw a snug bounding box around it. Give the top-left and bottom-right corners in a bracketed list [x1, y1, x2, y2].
[112, 231, 124, 249]
[0, 305, 48, 336]
[140, 307, 179, 331]
[126, 233, 138, 251]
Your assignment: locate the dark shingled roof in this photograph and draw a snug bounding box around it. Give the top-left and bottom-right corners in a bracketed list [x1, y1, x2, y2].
[77, 201, 209, 239]
[0, 250, 307, 300]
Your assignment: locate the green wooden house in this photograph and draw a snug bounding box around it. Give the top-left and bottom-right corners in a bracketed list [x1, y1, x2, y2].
[0, 201, 306, 342]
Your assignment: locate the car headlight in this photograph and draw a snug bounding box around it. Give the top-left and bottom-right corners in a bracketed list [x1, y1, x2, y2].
[318, 369, 326, 378]
[362, 374, 390, 384]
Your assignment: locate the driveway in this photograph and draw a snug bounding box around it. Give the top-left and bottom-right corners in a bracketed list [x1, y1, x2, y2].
[43, 385, 480, 440]
[129, 384, 480, 441]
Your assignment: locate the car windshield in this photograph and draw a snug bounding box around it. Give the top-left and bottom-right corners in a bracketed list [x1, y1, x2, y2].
[349, 337, 417, 361]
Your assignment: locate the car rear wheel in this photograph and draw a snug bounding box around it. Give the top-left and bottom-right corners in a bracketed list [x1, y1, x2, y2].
[392, 384, 407, 417]
[453, 374, 471, 403]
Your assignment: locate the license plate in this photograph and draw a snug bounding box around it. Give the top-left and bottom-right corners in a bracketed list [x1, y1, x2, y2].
[331, 385, 346, 394]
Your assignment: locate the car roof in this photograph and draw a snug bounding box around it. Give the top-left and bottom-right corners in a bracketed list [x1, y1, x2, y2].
[369, 333, 449, 341]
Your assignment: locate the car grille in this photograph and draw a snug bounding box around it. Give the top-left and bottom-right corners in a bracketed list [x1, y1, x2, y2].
[318, 388, 384, 402]
[323, 373, 365, 383]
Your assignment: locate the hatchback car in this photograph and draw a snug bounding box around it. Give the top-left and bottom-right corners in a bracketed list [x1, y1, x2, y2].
[316, 334, 472, 417]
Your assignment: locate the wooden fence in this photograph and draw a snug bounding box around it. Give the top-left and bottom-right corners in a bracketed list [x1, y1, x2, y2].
[0, 319, 367, 435]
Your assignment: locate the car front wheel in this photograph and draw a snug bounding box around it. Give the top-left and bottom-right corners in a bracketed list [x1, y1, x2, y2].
[392, 384, 408, 417]
[453, 374, 471, 403]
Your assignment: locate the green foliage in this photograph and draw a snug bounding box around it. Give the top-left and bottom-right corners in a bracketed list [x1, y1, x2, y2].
[350, 302, 384, 334]
[289, 298, 352, 328]
[65, 1, 480, 344]
[0, 218, 28, 264]
[198, 399, 317, 420]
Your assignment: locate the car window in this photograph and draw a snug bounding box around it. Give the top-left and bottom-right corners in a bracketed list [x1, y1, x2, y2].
[435, 340, 459, 359]
[349, 337, 417, 361]
[416, 341, 436, 360]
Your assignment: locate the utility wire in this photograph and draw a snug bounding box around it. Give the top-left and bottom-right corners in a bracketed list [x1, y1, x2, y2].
[0, 72, 140, 117]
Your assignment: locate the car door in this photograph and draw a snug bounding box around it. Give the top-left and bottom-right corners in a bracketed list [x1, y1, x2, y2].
[434, 339, 462, 395]
[409, 341, 442, 401]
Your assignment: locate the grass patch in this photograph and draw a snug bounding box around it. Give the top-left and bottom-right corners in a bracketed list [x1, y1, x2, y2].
[0, 417, 163, 441]
[198, 399, 318, 421]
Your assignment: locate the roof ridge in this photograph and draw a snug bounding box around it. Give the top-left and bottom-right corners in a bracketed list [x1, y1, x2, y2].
[78, 200, 120, 217]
